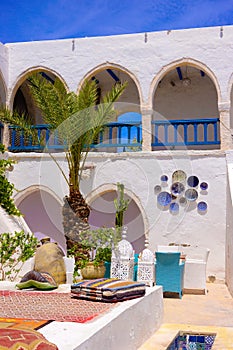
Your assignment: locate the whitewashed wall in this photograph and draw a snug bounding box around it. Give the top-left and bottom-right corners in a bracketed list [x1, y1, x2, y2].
[226, 151, 233, 295]
[0, 42, 7, 103]
[1, 25, 233, 284]
[8, 150, 226, 281]
[4, 25, 233, 105]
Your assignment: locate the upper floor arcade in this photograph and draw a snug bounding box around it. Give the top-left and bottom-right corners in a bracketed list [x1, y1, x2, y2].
[1, 25, 233, 152]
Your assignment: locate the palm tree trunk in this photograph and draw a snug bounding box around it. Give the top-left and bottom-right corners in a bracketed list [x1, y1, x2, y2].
[62, 187, 90, 251]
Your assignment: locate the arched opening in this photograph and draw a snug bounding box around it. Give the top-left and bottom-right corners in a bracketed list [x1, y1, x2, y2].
[16, 189, 66, 252]
[11, 69, 63, 124]
[78, 65, 142, 153]
[8, 69, 67, 151]
[152, 64, 220, 150]
[88, 189, 145, 254]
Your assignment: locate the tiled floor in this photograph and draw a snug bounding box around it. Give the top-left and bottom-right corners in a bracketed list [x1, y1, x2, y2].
[139, 283, 233, 349]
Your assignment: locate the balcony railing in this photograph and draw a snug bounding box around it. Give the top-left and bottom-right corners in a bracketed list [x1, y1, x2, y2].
[151, 118, 220, 147]
[7, 122, 142, 152]
[5, 118, 220, 152]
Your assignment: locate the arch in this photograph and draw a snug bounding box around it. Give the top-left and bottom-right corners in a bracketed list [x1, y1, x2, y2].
[148, 57, 221, 108]
[14, 185, 66, 252]
[8, 66, 69, 110]
[226, 72, 233, 104]
[85, 183, 149, 253]
[77, 62, 143, 106]
[14, 184, 63, 206]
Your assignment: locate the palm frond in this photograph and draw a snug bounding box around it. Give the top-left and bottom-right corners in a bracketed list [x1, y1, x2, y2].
[0, 106, 35, 138]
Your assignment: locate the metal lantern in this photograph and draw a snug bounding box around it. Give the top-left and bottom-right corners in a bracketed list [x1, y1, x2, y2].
[137, 240, 155, 287]
[111, 226, 134, 280]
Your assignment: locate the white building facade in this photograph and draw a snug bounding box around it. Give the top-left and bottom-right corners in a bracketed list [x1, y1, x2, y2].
[1, 25, 233, 292]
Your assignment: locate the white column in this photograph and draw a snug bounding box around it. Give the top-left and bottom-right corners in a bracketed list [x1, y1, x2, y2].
[218, 102, 232, 150]
[141, 105, 153, 151]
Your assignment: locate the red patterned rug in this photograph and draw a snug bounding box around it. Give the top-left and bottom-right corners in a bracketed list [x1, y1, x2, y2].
[0, 290, 116, 323]
[0, 328, 58, 349]
[0, 317, 50, 330]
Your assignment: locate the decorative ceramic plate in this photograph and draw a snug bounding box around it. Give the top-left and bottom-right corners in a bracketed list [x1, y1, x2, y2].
[200, 182, 208, 191]
[172, 170, 187, 183]
[154, 185, 162, 195]
[197, 201, 207, 211]
[185, 188, 198, 201]
[170, 202, 179, 212]
[187, 175, 199, 188]
[179, 197, 187, 205]
[157, 191, 172, 206]
[160, 174, 168, 182]
[170, 182, 185, 196]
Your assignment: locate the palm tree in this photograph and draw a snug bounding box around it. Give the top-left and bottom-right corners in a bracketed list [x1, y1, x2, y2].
[0, 73, 127, 251]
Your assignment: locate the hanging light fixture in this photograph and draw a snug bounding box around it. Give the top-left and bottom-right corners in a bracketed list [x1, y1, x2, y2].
[182, 66, 191, 86]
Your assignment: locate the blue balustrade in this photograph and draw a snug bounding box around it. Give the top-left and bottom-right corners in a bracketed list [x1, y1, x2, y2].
[92, 121, 142, 150]
[6, 118, 220, 152]
[151, 118, 220, 147]
[8, 124, 65, 152]
[7, 121, 142, 152]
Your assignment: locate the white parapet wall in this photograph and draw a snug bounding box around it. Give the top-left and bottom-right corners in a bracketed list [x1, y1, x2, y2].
[39, 285, 163, 350]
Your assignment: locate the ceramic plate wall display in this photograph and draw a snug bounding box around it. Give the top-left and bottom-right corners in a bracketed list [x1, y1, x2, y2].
[197, 201, 207, 211]
[170, 182, 185, 196]
[170, 202, 179, 213]
[160, 174, 168, 182]
[200, 182, 208, 191]
[154, 185, 162, 195]
[179, 197, 187, 206]
[187, 175, 199, 188]
[185, 188, 198, 201]
[157, 191, 172, 206]
[172, 170, 187, 183]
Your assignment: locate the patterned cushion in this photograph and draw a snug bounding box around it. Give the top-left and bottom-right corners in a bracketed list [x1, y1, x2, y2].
[16, 270, 58, 290]
[71, 278, 146, 302]
[0, 327, 58, 349]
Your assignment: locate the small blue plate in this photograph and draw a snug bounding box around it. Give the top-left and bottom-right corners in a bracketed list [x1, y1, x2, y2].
[157, 191, 172, 206]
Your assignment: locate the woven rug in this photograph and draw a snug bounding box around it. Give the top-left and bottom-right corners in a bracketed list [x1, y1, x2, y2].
[0, 327, 58, 349]
[0, 290, 115, 323]
[0, 317, 51, 330]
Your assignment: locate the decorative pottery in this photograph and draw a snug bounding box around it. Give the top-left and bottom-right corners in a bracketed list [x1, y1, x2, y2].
[170, 202, 179, 213]
[200, 182, 208, 191]
[160, 174, 168, 182]
[197, 201, 207, 211]
[179, 197, 187, 206]
[154, 185, 162, 194]
[171, 182, 185, 196]
[187, 175, 199, 188]
[172, 170, 187, 183]
[157, 191, 172, 206]
[185, 188, 198, 201]
[81, 262, 106, 279]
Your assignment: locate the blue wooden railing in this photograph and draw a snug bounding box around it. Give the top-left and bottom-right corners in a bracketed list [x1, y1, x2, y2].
[6, 118, 220, 152]
[151, 118, 220, 147]
[8, 121, 142, 152]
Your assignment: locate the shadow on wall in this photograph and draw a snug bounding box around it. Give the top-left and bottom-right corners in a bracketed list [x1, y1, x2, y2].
[88, 190, 145, 254]
[17, 190, 66, 253]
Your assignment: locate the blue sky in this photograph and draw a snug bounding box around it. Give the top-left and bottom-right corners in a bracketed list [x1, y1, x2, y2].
[1, 0, 233, 43]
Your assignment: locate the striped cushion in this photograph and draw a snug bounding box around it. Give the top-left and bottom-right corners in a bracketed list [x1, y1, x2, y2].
[71, 278, 146, 302]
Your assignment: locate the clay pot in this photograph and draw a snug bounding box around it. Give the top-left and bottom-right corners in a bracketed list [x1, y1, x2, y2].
[81, 262, 106, 279]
